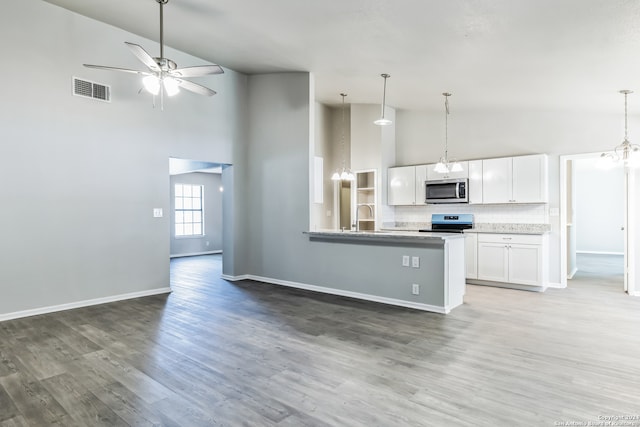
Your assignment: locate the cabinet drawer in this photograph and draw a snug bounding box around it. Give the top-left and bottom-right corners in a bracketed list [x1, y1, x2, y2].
[477, 233, 543, 245]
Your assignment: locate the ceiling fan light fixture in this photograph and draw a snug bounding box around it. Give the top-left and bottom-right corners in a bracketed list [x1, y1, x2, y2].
[163, 77, 180, 96]
[143, 75, 160, 95]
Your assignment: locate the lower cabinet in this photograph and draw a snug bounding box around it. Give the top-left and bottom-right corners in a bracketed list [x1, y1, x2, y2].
[473, 233, 547, 288]
[464, 233, 478, 279]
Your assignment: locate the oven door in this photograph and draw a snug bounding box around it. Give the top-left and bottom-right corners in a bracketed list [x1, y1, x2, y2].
[425, 179, 468, 204]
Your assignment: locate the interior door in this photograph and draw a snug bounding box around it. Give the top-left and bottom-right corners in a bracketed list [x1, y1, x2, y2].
[624, 168, 629, 293]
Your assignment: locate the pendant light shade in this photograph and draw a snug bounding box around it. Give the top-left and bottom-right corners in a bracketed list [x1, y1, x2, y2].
[374, 74, 392, 126]
[434, 92, 462, 174]
[600, 90, 640, 169]
[331, 93, 355, 181]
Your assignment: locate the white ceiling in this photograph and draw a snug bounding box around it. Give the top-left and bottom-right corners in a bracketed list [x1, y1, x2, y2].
[44, 0, 640, 112]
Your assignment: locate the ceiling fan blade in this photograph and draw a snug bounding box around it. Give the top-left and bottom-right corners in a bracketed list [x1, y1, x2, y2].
[175, 79, 217, 96]
[125, 42, 159, 71]
[83, 64, 148, 75]
[169, 65, 224, 78]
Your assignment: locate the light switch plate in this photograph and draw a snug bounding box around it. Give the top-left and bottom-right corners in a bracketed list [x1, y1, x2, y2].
[153, 208, 163, 218]
[402, 255, 410, 267]
[412, 256, 420, 268]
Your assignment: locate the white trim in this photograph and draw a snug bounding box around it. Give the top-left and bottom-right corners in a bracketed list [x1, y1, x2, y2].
[245, 274, 451, 314]
[546, 281, 566, 289]
[467, 279, 546, 292]
[221, 274, 250, 281]
[170, 250, 222, 258]
[629, 291, 640, 297]
[576, 250, 624, 256]
[0, 287, 172, 322]
[567, 267, 578, 280]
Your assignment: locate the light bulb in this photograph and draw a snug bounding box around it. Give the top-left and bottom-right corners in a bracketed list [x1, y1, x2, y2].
[374, 118, 392, 126]
[142, 75, 160, 95]
[163, 78, 180, 97]
[331, 171, 341, 181]
[450, 162, 463, 172]
[434, 160, 449, 173]
[340, 171, 349, 180]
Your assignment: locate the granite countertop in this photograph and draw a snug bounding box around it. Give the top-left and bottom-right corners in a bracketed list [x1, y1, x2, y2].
[381, 222, 551, 235]
[304, 229, 465, 242]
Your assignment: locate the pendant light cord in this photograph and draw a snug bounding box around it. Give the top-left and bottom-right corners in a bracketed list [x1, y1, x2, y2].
[624, 91, 629, 142]
[341, 93, 347, 169]
[443, 93, 451, 161]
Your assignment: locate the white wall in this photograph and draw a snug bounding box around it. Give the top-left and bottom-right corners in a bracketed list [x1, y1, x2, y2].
[170, 173, 223, 256]
[574, 158, 624, 254]
[0, 0, 246, 317]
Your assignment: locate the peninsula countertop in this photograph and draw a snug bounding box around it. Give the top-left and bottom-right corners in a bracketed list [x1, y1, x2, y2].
[304, 229, 466, 242]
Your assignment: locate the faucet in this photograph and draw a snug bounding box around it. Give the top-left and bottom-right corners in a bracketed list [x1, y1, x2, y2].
[355, 204, 374, 231]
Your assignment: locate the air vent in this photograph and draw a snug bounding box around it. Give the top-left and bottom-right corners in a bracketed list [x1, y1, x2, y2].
[72, 77, 111, 102]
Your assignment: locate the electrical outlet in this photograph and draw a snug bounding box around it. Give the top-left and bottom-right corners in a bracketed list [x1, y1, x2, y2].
[402, 255, 410, 267]
[153, 208, 163, 218]
[412, 256, 420, 268]
[412, 284, 420, 295]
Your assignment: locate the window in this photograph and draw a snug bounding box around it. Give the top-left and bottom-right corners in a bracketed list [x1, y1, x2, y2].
[175, 184, 204, 237]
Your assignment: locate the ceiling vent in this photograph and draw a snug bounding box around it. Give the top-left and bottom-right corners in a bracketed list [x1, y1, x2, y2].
[72, 77, 111, 102]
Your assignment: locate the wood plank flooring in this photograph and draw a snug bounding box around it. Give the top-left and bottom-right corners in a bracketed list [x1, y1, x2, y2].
[1, 254, 639, 426]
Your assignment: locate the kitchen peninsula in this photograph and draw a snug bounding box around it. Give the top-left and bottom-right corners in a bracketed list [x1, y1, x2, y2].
[304, 230, 466, 314]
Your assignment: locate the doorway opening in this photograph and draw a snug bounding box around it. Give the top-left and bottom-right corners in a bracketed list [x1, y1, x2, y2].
[169, 157, 228, 259]
[560, 152, 630, 293]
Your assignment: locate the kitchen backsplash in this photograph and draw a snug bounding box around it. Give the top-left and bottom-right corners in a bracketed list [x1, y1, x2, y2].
[389, 204, 548, 225]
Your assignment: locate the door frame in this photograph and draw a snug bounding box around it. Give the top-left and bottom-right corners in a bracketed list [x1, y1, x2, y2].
[559, 152, 635, 294]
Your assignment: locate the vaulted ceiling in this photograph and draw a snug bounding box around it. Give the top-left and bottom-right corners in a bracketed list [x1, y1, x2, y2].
[44, 0, 640, 112]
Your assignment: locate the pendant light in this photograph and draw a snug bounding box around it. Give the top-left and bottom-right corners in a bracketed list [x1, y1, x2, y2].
[600, 90, 640, 169]
[374, 74, 392, 126]
[435, 92, 463, 174]
[331, 93, 355, 181]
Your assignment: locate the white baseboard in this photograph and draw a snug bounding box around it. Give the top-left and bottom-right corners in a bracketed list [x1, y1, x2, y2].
[567, 267, 578, 280]
[576, 250, 624, 256]
[629, 291, 640, 297]
[242, 274, 452, 314]
[466, 279, 545, 292]
[0, 287, 172, 322]
[546, 281, 566, 289]
[170, 250, 222, 258]
[221, 274, 250, 281]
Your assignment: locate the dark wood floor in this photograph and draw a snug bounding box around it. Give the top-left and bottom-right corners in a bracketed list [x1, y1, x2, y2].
[1, 254, 640, 426]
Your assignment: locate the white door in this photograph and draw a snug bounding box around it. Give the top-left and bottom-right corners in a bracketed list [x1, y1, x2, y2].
[482, 157, 511, 203]
[477, 242, 509, 282]
[512, 154, 548, 203]
[388, 166, 415, 205]
[508, 244, 542, 286]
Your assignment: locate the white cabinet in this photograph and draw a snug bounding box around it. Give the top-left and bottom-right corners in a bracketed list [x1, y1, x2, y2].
[482, 154, 548, 204]
[426, 161, 469, 181]
[468, 160, 483, 204]
[387, 165, 427, 205]
[464, 233, 478, 279]
[476, 233, 546, 287]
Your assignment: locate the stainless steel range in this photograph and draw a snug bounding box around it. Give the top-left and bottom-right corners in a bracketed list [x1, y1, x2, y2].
[419, 214, 474, 233]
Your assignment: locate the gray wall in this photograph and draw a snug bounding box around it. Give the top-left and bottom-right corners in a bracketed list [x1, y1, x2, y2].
[170, 173, 223, 256]
[0, 0, 246, 317]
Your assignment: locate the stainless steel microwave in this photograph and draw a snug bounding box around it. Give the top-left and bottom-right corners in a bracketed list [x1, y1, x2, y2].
[425, 178, 468, 204]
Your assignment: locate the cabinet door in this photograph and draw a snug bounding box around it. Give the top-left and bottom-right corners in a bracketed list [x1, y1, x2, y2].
[426, 161, 469, 181]
[482, 157, 511, 204]
[414, 165, 427, 204]
[468, 160, 483, 204]
[512, 154, 548, 203]
[477, 242, 509, 282]
[388, 166, 415, 205]
[508, 244, 543, 286]
[465, 233, 478, 279]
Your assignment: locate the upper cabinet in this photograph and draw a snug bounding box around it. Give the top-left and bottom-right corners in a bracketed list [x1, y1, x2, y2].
[468, 160, 483, 204]
[388, 165, 427, 206]
[426, 161, 469, 181]
[482, 154, 548, 204]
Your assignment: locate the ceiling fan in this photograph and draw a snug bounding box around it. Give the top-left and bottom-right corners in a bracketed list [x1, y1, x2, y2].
[83, 0, 223, 107]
